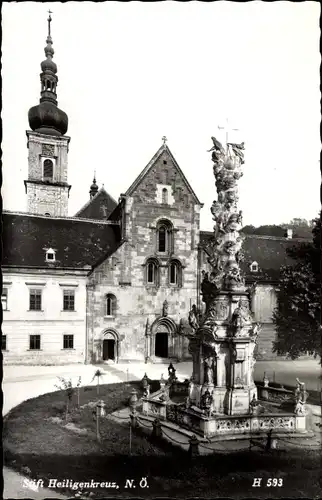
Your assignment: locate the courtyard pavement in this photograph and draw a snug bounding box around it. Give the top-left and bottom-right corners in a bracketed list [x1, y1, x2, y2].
[3, 358, 322, 499]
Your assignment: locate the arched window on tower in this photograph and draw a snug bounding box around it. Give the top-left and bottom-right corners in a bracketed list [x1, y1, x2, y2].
[157, 219, 173, 254]
[43, 159, 54, 181]
[106, 294, 117, 317]
[162, 188, 168, 204]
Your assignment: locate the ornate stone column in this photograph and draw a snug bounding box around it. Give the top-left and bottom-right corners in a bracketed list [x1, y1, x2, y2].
[188, 134, 260, 416]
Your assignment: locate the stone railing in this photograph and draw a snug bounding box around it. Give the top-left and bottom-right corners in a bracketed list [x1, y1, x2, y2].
[141, 389, 169, 420]
[256, 383, 295, 404]
[214, 414, 296, 434]
[164, 403, 303, 437]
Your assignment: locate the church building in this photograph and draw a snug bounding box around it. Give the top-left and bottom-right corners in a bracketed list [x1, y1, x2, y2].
[2, 15, 302, 365]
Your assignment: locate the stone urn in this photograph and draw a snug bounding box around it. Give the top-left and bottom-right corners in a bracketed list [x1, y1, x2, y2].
[129, 389, 138, 412]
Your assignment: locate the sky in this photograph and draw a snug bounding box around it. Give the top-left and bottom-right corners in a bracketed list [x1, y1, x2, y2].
[2, 1, 321, 231]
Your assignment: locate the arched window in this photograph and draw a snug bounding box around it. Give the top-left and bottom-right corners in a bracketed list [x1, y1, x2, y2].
[147, 262, 156, 284]
[162, 188, 168, 204]
[157, 219, 173, 254]
[106, 294, 117, 316]
[168, 259, 182, 287]
[145, 258, 159, 286]
[43, 159, 53, 181]
[158, 225, 166, 252]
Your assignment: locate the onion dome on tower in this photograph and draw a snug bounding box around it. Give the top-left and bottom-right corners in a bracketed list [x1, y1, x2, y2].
[89, 174, 99, 199]
[28, 11, 68, 136]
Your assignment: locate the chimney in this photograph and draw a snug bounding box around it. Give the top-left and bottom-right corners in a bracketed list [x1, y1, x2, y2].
[286, 228, 293, 239]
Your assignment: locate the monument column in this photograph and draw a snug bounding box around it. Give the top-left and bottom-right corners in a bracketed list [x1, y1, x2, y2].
[188, 127, 260, 417]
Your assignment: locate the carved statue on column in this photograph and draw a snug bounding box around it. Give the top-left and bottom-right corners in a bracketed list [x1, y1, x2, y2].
[204, 356, 215, 385]
[200, 135, 247, 300]
[200, 389, 213, 417]
[162, 300, 168, 317]
[188, 304, 199, 333]
[231, 299, 252, 336]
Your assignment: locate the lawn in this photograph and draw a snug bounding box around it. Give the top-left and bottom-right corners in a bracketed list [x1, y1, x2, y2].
[4, 380, 322, 498]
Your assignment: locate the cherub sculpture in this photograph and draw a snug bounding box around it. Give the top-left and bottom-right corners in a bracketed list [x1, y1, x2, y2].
[227, 142, 245, 164]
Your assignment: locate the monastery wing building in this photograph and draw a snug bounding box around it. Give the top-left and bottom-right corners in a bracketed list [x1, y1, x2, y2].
[2, 16, 310, 365]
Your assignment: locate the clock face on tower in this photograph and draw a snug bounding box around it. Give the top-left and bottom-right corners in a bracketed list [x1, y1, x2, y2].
[42, 144, 55, 157]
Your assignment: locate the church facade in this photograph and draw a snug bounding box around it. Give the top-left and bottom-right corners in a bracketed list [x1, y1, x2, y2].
[2, 15, 303, 365]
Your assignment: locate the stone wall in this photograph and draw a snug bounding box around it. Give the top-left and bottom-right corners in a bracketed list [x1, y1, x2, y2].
[26, 183, 70, 217]
[2, 271, 87, 365]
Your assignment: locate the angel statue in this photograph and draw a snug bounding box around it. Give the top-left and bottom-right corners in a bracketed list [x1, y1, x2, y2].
[227, 142, 245, 164]
[188, 304, 199, 332]
[208, 136, 225, 163]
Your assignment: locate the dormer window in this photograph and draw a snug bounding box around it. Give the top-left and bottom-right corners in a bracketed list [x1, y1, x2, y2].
[250, 261, 259, 273]
[45, 248, 56, 262]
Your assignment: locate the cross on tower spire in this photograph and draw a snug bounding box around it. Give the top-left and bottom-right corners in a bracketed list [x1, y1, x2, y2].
[162, 136, 167, 145]
[47, 10, 53, 38]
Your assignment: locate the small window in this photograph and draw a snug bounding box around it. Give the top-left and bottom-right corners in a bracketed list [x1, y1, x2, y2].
[29, 289, 42, 311]
[162, 188, 168, 204]
[163, 160, 167, 165]
[250, 261, 259, 273]
[1, 288, 8, 311]
[106, 294, 116, 316]
[29, 335, 41, 350]
[63, 290, 75, 311]
[63, 334, 74, 349]
[2, 335, 7, 351]
[43, 159, 53, 181]
[46, 248, 56, 262]
[45, 213, 51, 217]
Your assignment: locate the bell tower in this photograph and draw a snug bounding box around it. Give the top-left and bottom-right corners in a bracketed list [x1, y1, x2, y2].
[24, 11, 71, 217]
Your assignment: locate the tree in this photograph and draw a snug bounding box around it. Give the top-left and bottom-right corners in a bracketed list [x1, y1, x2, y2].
[92, 369, 104, 395]
[242, 225, 256, 234]
[273, 214, 321, 360]
[55, 376, 75, 421]
[242, 224, 286, 237]
[282, 218, 314, 238]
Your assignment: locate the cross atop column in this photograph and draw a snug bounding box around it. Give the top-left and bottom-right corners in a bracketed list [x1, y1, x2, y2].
[162, 136, 167, 145]
[218, 118, 239, 149]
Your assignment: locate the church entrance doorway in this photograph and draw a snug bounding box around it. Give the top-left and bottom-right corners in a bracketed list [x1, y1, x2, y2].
[155, 331, 168, 358]
[103, 339, 115, 361]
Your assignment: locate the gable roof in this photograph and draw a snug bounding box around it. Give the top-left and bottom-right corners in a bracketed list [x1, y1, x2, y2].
[2, 211, 121, 270]
[200, 231, 312, 282]
[74, 187, 118, 220]
[125, 143, 203, 205]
